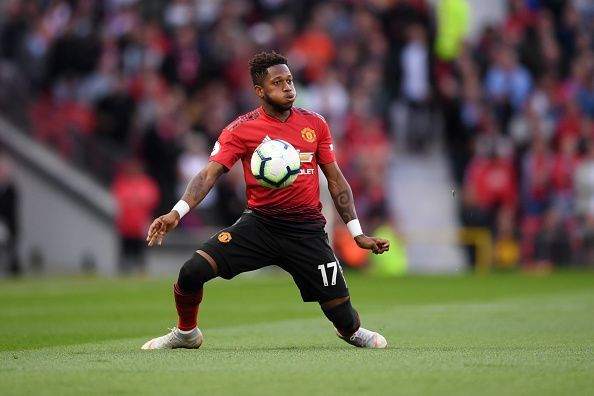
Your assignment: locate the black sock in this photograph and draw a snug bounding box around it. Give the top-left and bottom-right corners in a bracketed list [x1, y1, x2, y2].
[321, 299, 360, 337]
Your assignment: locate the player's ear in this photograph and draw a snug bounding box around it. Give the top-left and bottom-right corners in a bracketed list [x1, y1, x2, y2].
[254, 85, 264, 99]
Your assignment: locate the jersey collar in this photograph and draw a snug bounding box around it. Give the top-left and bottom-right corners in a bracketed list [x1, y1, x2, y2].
[258, 106, 293, 123]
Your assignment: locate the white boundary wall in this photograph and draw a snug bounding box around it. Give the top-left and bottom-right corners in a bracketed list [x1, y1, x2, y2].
[0, 118, 118, 274]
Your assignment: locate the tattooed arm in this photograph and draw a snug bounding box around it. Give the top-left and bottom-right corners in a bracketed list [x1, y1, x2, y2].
[320, 162, 357, 224]
[147, 161, 226, 246]
[181, 161, 226, 209]
[320, 162, 389, 254]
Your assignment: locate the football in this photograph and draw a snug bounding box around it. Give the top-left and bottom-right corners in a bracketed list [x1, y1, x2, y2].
[251, 139, 301, 189]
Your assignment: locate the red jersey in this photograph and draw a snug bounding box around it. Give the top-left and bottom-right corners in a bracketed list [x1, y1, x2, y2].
[112, 174, 160, 238]
[209, 106, 336, 224]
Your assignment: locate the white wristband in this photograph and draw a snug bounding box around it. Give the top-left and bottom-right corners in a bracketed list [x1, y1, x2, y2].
[171, 200, 190, 219]
[346, 219, 363, 238]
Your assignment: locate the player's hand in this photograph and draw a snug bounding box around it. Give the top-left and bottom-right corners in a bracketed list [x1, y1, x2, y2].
[146, 212, 180, 247]
[354, 235, 390, 255]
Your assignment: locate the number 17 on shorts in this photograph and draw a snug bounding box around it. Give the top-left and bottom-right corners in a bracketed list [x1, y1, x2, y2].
[318, 262, 340, 287]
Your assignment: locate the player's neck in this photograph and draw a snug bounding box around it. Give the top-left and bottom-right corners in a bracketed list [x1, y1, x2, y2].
[261, 104, 291, 123]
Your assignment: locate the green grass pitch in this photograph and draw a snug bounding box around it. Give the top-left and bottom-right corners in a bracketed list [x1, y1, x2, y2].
[1, 271, 593, 396]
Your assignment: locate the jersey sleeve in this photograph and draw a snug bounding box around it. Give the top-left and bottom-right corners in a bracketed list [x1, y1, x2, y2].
[316, 117, 336, 165]
[210, 128, 246, 170]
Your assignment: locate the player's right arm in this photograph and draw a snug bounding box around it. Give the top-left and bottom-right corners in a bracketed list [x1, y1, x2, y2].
[180, 161, 226, 210]
[147, 161, 226, 247]
[148, 120, 245, 246]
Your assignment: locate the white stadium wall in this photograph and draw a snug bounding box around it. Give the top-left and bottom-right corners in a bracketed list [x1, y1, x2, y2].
[0, 117, 118, 275]
[13, 164, 118, 274]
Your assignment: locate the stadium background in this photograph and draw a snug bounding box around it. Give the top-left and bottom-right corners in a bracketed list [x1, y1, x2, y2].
[1, 2, 593, 396]
[1, 0, 594, 275]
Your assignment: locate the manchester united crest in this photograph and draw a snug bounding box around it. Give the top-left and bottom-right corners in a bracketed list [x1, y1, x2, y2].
[218, 232, 232, 243]
[301, 127, 317, 143]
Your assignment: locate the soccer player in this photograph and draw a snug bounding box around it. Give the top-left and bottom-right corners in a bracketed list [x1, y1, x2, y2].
[142, 52, 390, 350]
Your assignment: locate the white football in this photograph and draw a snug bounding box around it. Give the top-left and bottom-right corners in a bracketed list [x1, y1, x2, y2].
[250, 139, 300, 189]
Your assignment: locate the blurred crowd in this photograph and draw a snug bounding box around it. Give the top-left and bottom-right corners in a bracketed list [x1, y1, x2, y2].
[0, 0, 396, 227]
[1, 0, 594, 270]
[448, 0, 594, 269]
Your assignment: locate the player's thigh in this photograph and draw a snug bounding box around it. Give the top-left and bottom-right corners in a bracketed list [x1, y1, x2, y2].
[280, 234, 349, 303]
[199, 215, 281, 280]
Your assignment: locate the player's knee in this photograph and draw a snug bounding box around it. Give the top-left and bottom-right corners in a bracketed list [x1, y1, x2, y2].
[321, 298, 360, 336]
[177, 252, 217, 292]
[320, 296, 350, 310]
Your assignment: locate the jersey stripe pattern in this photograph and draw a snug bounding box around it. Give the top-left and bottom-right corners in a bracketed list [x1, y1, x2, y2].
[209, 107, 336, 224]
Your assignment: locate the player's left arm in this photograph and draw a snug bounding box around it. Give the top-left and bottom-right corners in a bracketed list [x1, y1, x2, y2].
[320, 162, 390, 255]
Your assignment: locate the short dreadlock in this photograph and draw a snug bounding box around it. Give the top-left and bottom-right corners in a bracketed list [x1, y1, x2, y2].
[248, 51, 288, 86]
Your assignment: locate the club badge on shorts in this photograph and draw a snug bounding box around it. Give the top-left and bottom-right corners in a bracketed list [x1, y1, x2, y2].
[218, 232, 232, 243]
